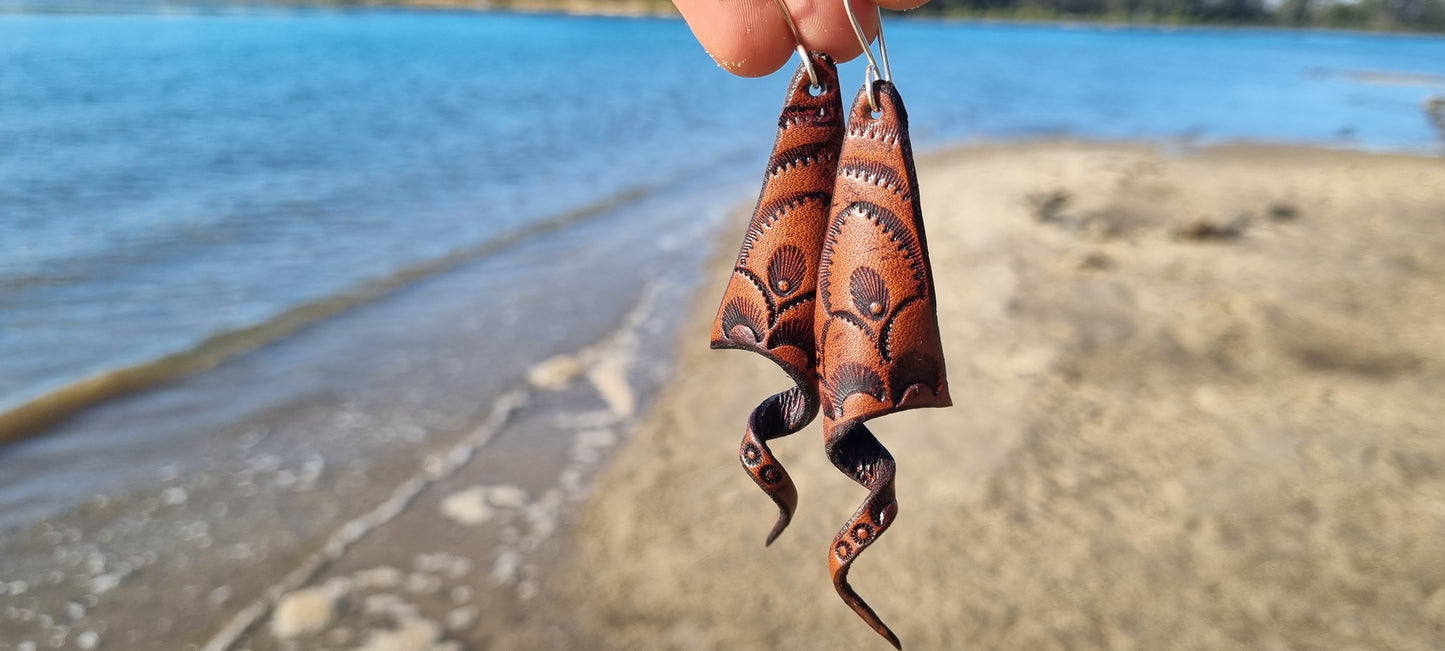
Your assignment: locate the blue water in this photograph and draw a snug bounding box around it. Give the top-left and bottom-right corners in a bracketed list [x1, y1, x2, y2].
[1, 9, 1442, 419]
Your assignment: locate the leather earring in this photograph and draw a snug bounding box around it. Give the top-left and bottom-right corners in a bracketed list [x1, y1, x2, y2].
[710, 6, 948, 649]
[810, 6, 952, 648]
[710, 51, 845, 545]
[815, 75, 950, 650]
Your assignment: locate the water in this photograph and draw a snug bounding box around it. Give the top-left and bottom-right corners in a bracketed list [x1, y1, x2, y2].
[1, 10, 1443, 433]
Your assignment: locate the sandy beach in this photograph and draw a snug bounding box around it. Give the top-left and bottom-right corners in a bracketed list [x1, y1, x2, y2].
[547, 141, 1445, 649]
[3, 140, 1444, 651]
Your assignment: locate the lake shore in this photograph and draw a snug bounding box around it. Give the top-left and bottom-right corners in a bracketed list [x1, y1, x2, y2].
[3, 139, 1444, 651]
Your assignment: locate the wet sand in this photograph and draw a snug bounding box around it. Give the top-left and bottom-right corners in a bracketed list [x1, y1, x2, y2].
[0, 174, 742, 651]
[4, 141, 1444, 650]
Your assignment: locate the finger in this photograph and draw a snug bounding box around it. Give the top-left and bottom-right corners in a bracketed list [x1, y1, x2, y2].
[789, 0, 880, 66]
[672, 0, 884, 77]
[672, 0, 795, 77]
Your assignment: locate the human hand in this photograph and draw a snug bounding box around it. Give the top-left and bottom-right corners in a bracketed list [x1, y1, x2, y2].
[673, 0, 931, 77]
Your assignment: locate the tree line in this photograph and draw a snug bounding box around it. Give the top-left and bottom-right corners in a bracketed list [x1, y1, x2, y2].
[902, 0, 1445, 31]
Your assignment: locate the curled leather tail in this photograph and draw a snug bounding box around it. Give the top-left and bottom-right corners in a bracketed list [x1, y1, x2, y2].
[712, 52, 844, 545]
[825, 421, 901, 649]
[740, 384, 818, 545]
[812, 81, 950, 648]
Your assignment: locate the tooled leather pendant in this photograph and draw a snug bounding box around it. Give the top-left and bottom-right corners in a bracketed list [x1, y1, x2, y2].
[710, 52, 844, 545]
[815, 80, 951, 650]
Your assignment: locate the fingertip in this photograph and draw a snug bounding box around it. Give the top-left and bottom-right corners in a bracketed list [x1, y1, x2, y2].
[674, 0, 796, 77]
[709, 45, 795, 78]
[790, 0, 880, 66]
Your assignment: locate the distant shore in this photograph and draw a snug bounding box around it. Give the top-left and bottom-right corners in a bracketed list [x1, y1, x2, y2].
[245, 0, 684, 17]
[336, 2, 1443, 36]
[10, 0, 1445, 36]
[0, 0, 679, 17]
[372, 0, 676, 17]
[286, 1, 1445, 35]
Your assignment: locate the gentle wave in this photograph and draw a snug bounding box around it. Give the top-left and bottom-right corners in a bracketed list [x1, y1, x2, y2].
[0, 183, 659, 444]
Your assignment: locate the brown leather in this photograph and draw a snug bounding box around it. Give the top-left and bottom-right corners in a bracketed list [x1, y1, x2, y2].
[713, 64, 949, 648]
[816, 80, 950, 650]
[711, 52, 844, 545]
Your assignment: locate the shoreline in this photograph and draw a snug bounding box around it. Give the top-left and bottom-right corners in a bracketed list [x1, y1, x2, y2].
[0, 165, 747, 649]
[4, 132, 1441, 448]
[0, 184, 662, 447]
[3, 139, 1444, 650]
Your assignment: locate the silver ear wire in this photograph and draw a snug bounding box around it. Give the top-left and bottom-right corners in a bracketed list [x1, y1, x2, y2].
[771, 0, 820, 88]
[842, 1, 891, 112]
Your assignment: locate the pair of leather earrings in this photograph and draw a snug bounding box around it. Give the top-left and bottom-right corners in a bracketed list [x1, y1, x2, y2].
[709, 4, 950, 649]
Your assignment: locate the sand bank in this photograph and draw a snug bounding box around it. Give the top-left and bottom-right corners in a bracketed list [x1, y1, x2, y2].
[549, 141, 1445, 649]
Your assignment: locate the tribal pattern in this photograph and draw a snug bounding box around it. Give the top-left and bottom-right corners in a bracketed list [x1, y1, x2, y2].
[711, 52, 844, 546]
[814, 81, 950, 649]
[712, 67, 950, 649]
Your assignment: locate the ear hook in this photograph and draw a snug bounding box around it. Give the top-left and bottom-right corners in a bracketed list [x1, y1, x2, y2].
[842, 1, 891, 112]
[771, 0, 820, 89]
